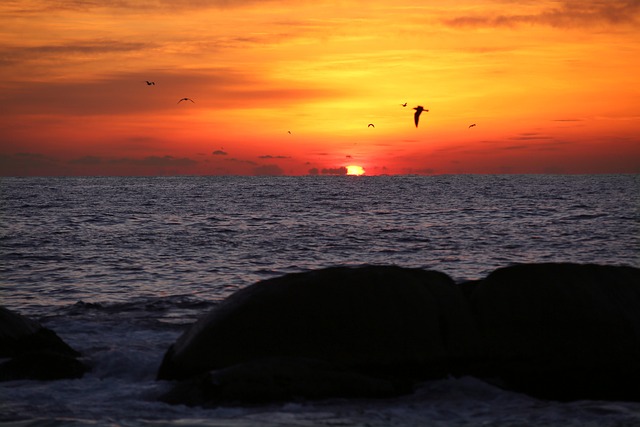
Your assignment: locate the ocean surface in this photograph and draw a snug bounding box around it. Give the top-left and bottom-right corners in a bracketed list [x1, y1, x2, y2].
[1, 174, 639, 427]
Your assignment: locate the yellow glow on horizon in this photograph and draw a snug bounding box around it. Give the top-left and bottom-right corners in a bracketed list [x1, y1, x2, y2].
[346, 165, 365, 176]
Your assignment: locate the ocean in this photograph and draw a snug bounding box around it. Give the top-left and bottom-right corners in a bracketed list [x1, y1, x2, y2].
[1, 174, 639, 426]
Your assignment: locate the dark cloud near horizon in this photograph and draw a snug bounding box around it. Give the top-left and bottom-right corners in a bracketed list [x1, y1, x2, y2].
[253, 164, 283, 176]
[0, 152, 201, 175]
[258, 155, 290, 159]
[444, 0, 640, 29]
[69, 155, 103, 165]
[306, 167, 348, 175]
[0, 152, 60, 175]
[213, 150, 228, 155]
[225, 158, 258, 166]
[0, 152, 58, 165]
[320, 167, 348, 176]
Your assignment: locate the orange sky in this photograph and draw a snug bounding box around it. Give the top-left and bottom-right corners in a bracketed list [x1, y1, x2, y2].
[1, 0, 639, 176]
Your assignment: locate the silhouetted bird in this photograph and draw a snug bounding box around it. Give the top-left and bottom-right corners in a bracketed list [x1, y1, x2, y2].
[469, 123, 476, 128]
[288, 131, 292, 134]
[401, 102, 407, 107]
[178, 98, 194, 104]
[413, 106, 428, 127]
[145, 81, 155, 85]
[368, 123, 375, 128]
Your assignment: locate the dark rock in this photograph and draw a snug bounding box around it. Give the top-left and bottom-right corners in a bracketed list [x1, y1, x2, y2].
[157, 262, 640, 404]
[470, 263, 640, 401]
[0, 306, 88, 381]
[0, 351, 87, 381]
[158, 265, 480, 386]
[0, 307, 79, 359]
[160, 357, 411, 406]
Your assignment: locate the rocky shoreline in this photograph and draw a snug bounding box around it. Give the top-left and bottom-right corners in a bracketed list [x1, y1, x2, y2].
[3, 263, 639, 405]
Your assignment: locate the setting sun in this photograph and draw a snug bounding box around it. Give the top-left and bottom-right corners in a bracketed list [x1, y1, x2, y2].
[346, 165, 365, 176]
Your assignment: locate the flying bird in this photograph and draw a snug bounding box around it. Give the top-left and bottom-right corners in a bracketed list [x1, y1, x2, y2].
[469, 123, 476, 128]
[288, 131, 292, 134]
[145, 81, 155, 85]
[178, 98, 194, 104]
[368, 123, 375, 128]
[401, 102, 407, 107]
[413, 106, 428, 127]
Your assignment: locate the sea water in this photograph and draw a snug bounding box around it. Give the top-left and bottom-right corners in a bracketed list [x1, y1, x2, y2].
[1, 175, 639, 426]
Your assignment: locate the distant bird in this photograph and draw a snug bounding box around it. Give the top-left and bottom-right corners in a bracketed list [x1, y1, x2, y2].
[288, 131, 292, 134]
[413, 106, 428, 127]
[401, 102, 407, 107]
[368, 123, 375, 128]
[145, 81, 155, 85]
[469, 123, 476, 128]
[178, 98, 194, 104]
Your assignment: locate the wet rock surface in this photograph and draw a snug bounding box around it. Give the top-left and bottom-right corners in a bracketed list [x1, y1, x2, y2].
[0, 306, 88, 381]
[157, 263, 640, 405]
[468, 263, 640, 401]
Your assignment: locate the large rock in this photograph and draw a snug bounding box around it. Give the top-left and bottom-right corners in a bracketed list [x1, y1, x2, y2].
[157, 262, 640, 405]
[0, 306, 88, 381]
[158, 265, 480, 394]
[469, 263, 640, 401]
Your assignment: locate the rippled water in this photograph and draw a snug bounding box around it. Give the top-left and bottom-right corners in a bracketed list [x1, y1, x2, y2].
[2, 175, 638, 309]
[1, 175, 639, 426]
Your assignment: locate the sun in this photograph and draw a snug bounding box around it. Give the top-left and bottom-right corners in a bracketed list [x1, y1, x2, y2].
[346, 165, 365, 176]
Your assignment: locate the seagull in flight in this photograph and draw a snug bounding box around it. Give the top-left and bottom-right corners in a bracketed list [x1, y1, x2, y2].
[413, 106, 428, 127]
[469, 123, 476, 128]
[178, 98, 194, 104]
[368, 123, 375, 128]
[401, 102, 407, 107]
[145, 81, 155, 85]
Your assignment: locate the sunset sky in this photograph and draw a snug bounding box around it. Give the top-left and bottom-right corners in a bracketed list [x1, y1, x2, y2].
[1, 0, 639, 176]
